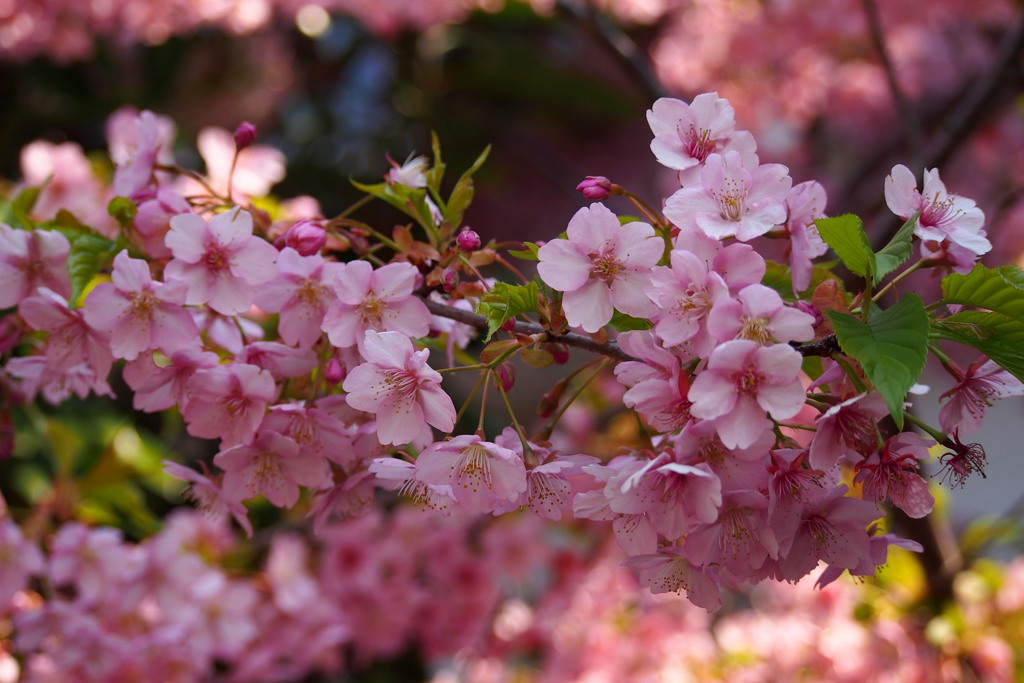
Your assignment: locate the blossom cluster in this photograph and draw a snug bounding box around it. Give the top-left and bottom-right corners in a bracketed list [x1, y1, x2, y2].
[1, 93, 1021, 625]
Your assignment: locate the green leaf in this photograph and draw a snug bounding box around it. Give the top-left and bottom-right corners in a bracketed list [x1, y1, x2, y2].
[815, 214, 874, 280]
[443, 145, 491, 230]
[351, 179, 436, 232]
[826, 294, 930, 429]
[609, 310, 652, 331]
[932, 264, 1024, 382]
[52, 218, 118, 306]
[475, 281, 540, 341]
[508, 242, 540, 261]
[872, 211, 919, 282]
[108, 196, 138, 228]
[425, 132, 446, 196]
[0, 186, 40, 229]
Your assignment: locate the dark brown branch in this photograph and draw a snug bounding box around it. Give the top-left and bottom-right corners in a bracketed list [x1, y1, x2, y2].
[862, 0, 921, 157]
[423, 298, 636, 362]
[427, 298, 842, 363]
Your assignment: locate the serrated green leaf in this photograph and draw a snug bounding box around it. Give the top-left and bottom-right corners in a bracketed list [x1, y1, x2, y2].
[827, 294, 929, 429]
[936, 264, 1024, 382]
[351, 179, 436, 232]
[873, 211, 919, 283]
[609, 310, 653, 331]
[475, 281, 540, 341]
[508, 242, 540, 261]
[816, 214, 874, 279]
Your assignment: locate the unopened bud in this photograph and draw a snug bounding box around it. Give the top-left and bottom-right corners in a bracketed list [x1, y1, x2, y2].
[544, 342, 569, 365]
[233, 121, 257, 150]
[576, 176, 612, 201]
[283, 220, 327, 256]
[795, 301, 823, 328]
[441, 267, 459, 293]
[494, 362, 515, 393]
[324, 358, 346, 385]
[456, 228, 481, 252]
[501, 318, 516, 334]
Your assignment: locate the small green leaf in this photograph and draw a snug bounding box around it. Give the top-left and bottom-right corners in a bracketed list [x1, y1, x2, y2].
[425, 132, 446, 195]
[508, 242, 540, 261]
[54, 221, 118, 306]
[816, 214, 874, 279]
[0, 186, 40, 229]
[827, 294, 930, 429]
[521, 348, 555, 368]
[443, 145, 490, 230]
[609, 310, 653, 331]
[351, 179, 436, 232]
[872, 211, 919, 282]
[108, 196, 138, 227]
[475, 281, 540, 341]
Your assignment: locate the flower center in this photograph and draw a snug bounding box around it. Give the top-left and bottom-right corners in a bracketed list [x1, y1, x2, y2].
[921, 192, 963, 229]
[739, 316, 772, 345]
[682, 125, 716, 163]
[360, 294, 386, 329]
[589, 251, 624, 283]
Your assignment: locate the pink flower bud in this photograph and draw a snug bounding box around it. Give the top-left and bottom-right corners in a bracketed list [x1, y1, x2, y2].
[283, 220, 327, 256]
[576, 176, 612, 200]
[233, 121, 257, 150]
[495, 362, 515, 392]
[456, 228, 481, 252]
[324, 358, 346, 385]
[441, 267, 459, 292]
[795, 301, 823, 328]
[545, 342, 570, 365]
[501, 318, 516, 334]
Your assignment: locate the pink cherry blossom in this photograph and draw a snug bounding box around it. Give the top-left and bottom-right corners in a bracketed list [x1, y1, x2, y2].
[644, 248, 729, 352]
[369, 457, 456, 514]
[415, 434, 527, 514]
[688, 339, 806, 449]
[255, 247, 342, 349]
[669, 226, 766, 292]
[537, 202, 662, 333]
[647, 93, 758, 186]
[236, 341, 317, 379]
[260, 399, 357, 469]
[342, 330, 456, 445]
[939, 357, 1024, 436]
[0, 224, 71, 307]
[4, 356, 112, 405]
[17, 287, 113, 378]
[321, 260, 431, 352]
[615, 330, 695, 432]
[707, 283, 815, 345]
[132, 189, 190, 260]
[808, 392, 889, 471]
[123, 348, 220, 412]
[82, 250, 197, 360]
[164, 207, 278, 315]
[109, 109, 176, 200]
[782, 180, 829, 293]
[684, 489, 778, 580]
[664, 151, 792, 242]
[623, 546, 721, 611]
[854, 433, 935, 519]
[189, 125, 286, 203]
[214, 430, 329, 508]
[182, 362, 277, 447]
[884, 164, 989, 255]
[0, 520, 44, 609]
[162, 460, 254, 537]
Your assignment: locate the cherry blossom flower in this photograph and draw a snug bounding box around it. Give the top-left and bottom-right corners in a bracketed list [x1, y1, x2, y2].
[937, 431, 987, 488]
[684, 490, 779, 580]
[854, 433, 935, 519]
[782, 180, 829, 293]
[123, 348, 220, 412]
[0, 224, 71, 307]
[885, 164, 989, 256]
[321, 260, 431, 353]
[708, 283, 815, 345]
[415, 435, 527, 514]
[82, 250, 197, 360]
[182, 362, 277, 447]
[537, 202, 662, 333]
[132, 189, 190, 260]
[0, 520, 44, 609]
[236, 342, 318, 380]
[644, 248, 728, 352]
[255, 247, 342, 349]
[664, 151, 792, 242]
[17, 288, 113, 378]
[688, 339, 806, 449]
[342, 330, 456, 445]
[189, 125, 286, 203]
[647, 93, 758, 187]
[214, 430, 329, 508]
[615, 330, 695, 432]
[109, 109, 176, 200]
[164, 207, 278, 315]
[162, 460, 254, 537]
[623, 546, 721, 611]
[938, 357, 1024, 436]
[808, 392, 889, 471]
[369, 457, 455, 515]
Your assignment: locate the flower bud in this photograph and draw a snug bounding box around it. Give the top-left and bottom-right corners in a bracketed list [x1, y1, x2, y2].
[283, 220, 327, 256]
[233, 121, 257, 150]
[456, 228, 481, 252]
[544, 342, 570, 365]
[576, 176, 612, 201]
[501, 318, 516, 334]
[494, 362, 515, 393]
[441, 267, 459, 293]
[795, 301, 823, 329]
[324, 358, 346, 385]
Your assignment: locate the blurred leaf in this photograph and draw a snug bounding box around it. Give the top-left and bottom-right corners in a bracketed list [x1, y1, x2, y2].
[762, 260, 839, 300]
[107, 195, 138, 228]
[609, 310, 652, 331]
[508, 242, 540, 261]
[827, 294, 929, 428]
[0, 186, 40, 230]
[444, 144, 490, 229]
[521, 348, 554, 368]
